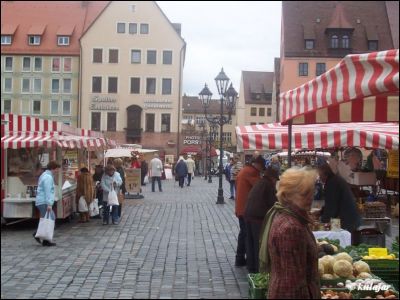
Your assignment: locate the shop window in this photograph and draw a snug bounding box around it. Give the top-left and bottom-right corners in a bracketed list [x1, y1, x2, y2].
[161, 114, 170, 132]
[146, 113, 155, 132]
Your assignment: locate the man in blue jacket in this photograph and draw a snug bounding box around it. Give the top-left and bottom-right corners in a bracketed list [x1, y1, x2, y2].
[33, 161, 60, 246]
[175, 156, 188, 188]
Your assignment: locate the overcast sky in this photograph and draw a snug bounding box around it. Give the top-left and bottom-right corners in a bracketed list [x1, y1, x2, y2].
[157, 1, 282, 97]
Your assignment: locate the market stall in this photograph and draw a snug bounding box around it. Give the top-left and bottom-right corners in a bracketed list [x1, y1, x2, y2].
[1, 114, 113, 222]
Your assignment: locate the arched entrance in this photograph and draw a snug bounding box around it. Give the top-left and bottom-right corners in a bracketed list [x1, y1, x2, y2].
[126, 105, 142, 143]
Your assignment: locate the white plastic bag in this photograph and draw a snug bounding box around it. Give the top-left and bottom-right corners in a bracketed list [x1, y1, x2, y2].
[144, 175, 149, 184]
[89, 199, 99, 217]
[35, 211, 55, 242]
[78, 196, 89, 212]
[107, 187, 119, 206]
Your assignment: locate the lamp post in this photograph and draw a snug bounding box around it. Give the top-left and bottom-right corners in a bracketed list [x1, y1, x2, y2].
[199, 68, 238, 204]
[198, 122, 208, 180]
[208, 123, 218, 183]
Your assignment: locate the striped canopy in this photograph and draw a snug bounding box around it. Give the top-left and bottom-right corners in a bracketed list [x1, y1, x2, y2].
[236, 123, 399, 152]
[279, 49, 399, 125]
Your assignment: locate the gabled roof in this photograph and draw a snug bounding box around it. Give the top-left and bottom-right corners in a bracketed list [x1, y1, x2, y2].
[1, 1, 109, 55]
[326, 3, 353, 30]
[241, 71, 274, 105]
[182, 96, 235, 115]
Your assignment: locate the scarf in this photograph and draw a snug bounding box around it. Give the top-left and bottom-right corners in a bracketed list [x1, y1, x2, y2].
[258, 201, 311, 273]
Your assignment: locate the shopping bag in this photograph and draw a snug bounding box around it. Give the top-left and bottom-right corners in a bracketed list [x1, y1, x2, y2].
[35, 211, 55, 242]
[78, 196, 89, 212]
[89, 199, 99, 217]
[144, 175, 149, 184]
[108, 188, 119, 206]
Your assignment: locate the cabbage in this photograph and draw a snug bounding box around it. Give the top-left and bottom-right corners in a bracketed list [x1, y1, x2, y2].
[353, 261, 371, 274]
[320, 255, 336, 274]
[318, 261, 325, 277]
[321, 274, 335, 280]
[333, 260, 353, 278]
[334, 252, 353, 263]
[357, 272, 372, 279]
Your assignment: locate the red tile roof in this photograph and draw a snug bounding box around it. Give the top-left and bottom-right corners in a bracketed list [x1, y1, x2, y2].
[182, 96, 236, 115]
[1, 1, 109, 55]
[326, 3, 353, 30]
[241, 71, 274, 105]
[385, 1, 399, 48]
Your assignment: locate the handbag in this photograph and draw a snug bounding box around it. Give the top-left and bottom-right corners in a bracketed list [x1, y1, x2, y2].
[107, 186, 119, 206]
[89, 198, 99, 217]
[35, 211, 55, 242]
[78, 196, 89, 212]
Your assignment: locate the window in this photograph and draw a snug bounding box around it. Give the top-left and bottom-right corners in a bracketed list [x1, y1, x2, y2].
[267, 108, 272, 117]
[163, 50, 172, 64]
[305, 39, 314, 50]
[250, 107, 257, 116]
[63, 78, 71, 93]
[130, 77, 140, 94]
[146, 113, 155, 132]
[62, 100, 71, 116]
[21, 100, 30, 115]
[195, 116, 205, 124]
[91, 112, 101, 131]
[147, 50, 157, 64]
[331, 35, 339, 48]
[52, 57, 60, 72]
[316, 63, 326, 76]
[33, 100, 41, 115]
[23, 57, 31, 71]
[34, 57, 42, 72]
[131, 50, 141, 63]
[264, 93, 272, 104]
[57, 36, 70, 46]
[117, 22, 125, 33]
[259, 108, 265, 116]
[161, 114, 170, 132]
[146, 78, 156, 94]
[33, 78, 42, 93]
[299, 62, 308, 76]
[162, 78, 172, 95]
[140, 23, 149, 34]
[108, 77, 118, 93]
[1, 35, 12, 45]
[93, 48, 103, 63]
[342, 35, 350, 49]
[92, 77, 102, 93]
[52, 79, 60, 93]
[107, 112, 116, 131]
[2, 99, 12, 113]
[5, 57, 13, 71]
[63, 58, 72, 72]
[368, 40, 378, 51]
[22, 78, 30, 93]
[129, 23, 137, 34]
[4, 78, 12, 93]
[28, 35, 41, 45]
[222, 132, 232, 143]
[109, 49, 119, 63]
[50, 100, 59, 115]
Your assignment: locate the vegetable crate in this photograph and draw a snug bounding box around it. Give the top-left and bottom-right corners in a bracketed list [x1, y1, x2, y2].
[248, 273, 268, 299]
[363, 259, 399, 290]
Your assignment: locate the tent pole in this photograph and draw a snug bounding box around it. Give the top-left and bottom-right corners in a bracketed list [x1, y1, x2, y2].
[288, 120, 293, 168]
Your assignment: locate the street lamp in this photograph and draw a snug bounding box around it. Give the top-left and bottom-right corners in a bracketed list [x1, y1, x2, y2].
[199, 68, 238, 204]
[198, 122, 208, 180]
[208, 123, 218, 183]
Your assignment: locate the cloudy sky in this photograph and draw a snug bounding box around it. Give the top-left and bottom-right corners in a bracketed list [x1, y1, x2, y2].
[157, 1, 282, 97]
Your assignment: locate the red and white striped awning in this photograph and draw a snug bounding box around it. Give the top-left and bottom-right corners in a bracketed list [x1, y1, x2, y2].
[279, 49, 399, 125]
[1, 133, 59, 149]
[56, 136, 108, 150]
[236, 123, 399, 151]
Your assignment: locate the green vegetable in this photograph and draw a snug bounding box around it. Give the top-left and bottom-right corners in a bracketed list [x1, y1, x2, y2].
[251, 273, 270, 289]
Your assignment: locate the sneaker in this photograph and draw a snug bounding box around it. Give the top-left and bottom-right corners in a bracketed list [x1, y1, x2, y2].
[42, 240, 56, 247]
[33, 233, 41, 244]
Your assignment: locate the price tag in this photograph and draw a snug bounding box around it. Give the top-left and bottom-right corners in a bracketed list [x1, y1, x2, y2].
[368, 248, 388, 256]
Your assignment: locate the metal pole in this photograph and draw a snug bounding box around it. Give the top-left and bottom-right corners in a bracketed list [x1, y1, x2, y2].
[208, 128, 212, 183]
[288, 119, 293, 168]
[217, 97, 225, 204]
[204, 132, 208, 180]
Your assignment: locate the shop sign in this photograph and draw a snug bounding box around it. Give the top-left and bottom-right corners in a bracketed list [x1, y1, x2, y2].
[90, 96, 119, 111]
[144, 100, 172, 109]
[183, 136, 201, 145]
[387, 150, 399, 178]
[125, 168, 141, 193]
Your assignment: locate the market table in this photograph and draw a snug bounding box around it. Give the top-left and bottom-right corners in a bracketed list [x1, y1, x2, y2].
[313, 229, 352, 247]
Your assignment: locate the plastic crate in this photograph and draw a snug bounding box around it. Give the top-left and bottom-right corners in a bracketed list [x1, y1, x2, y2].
[248, 273, 268, 299]
[363, 259, 399, 270]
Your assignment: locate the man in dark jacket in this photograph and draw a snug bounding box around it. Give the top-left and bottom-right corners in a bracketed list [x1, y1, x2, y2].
[244, 167, 279, 273]
[175, 157, 188, 188]
[318, 163, 361, 232]
[140, 157, 148, 186]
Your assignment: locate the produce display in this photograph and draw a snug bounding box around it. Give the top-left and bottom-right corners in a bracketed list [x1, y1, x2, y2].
[320, 289, 353, 299]
[250, 273, 269, 289]
[345, 278, 398, 299]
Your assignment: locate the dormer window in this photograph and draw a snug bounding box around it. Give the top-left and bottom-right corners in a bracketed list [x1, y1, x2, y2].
[28, 35, 41, 45]
[342, 35, 350, 49]
[1, 35, 12, 45]
[368, 40, 378, 51]
[331, 35, 339, 48]
[305, 39, 314, 50]
[57, 36, 70, 46]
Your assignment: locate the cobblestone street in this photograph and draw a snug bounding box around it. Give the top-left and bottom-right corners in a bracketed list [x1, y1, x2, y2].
[1, 178, 248, 299]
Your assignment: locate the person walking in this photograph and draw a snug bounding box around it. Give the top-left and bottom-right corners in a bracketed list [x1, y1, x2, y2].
[230, 155, 243, 198]
[244, 167, 279, 273]
[149, 153, 163, 192]
[185, 155, 196, 186]
[259, 167, 319, 298]
[234, 155, 265, 266]
[175, 156, 188, 188]
[114, 158, 126, 219]
[224, 157, 235, 199]
[140, 157, 148, 186]
[76, 167, 94, 223]
[101, 164, 122, 225]
[33, 161, 61, 247]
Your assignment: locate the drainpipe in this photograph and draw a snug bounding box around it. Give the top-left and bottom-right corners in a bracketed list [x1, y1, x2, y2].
[176, 43, 186, 160]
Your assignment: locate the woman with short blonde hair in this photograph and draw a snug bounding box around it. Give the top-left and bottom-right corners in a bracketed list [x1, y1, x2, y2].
[259, 167, 319, 298]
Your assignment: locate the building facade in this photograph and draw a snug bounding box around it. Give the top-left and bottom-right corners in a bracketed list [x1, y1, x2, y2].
[280, 1, 399, 113]
[236, 71, 276, 126]
[1, 1, 107, 126]
[79, 1, 186, 156]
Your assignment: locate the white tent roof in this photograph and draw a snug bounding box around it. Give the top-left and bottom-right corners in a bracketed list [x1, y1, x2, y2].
[104, 148, 158, 158]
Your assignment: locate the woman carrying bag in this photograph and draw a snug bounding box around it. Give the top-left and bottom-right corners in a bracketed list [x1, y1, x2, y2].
[76, 167, 94, 223]
[101, 164, 122, 225]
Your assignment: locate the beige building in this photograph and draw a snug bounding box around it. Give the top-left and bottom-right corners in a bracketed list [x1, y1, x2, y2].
[236, 71, 276, 126]
[80, 1, 186, 156]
